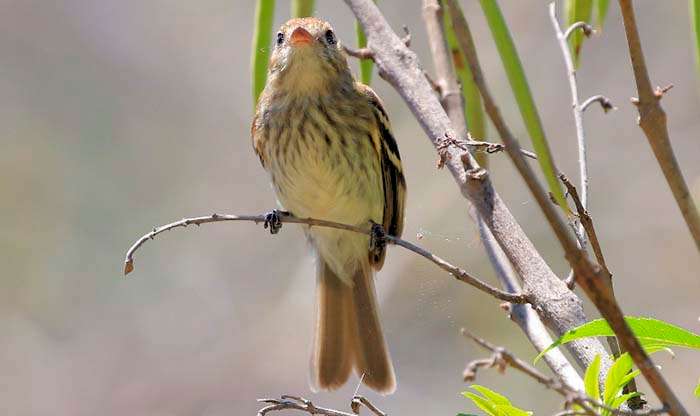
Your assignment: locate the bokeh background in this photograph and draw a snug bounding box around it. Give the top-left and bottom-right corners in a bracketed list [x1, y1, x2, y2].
[2, 1, 699, 415]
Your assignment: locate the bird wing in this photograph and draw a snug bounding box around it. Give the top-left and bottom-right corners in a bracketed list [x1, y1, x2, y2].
[356, 82, 406, 269]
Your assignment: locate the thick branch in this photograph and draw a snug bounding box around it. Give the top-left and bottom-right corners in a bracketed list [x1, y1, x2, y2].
[617, 0, 700, 253]
[123, 213, 526, 303]
[423, 0, 582, 391]
[345, 0, 609, 375]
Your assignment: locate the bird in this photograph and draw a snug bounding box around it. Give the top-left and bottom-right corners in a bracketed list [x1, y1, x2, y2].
[251, 17, 405, 394]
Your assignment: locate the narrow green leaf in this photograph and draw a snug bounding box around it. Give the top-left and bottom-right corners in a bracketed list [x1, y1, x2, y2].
[565, 0, 593, 68]
[594, 0, 610, 30]
[535, 317, 700, 363]
[603, 353, 633, 404]
[443, 0, 487, 165]
[691, 0, 700, 78]
[492, 405, 532, 416]
[478, 0, 569, 213]
[291, 0, 314, 17]
[355, 1, 377, 85]
[694, 378, 700, 397]
[608, 392, 641, 413]
[471, 385, 511, 406]
[251, 0, 275, 104]
[463, 392, 499, 416]
[583, 354, 601, 402]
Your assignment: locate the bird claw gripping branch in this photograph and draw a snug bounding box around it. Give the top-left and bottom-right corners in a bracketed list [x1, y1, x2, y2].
[264, 209, 288, 234]
[369, 220, 387, 258]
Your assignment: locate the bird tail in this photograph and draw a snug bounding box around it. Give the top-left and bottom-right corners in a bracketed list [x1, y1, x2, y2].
[311, 259, 396, 394]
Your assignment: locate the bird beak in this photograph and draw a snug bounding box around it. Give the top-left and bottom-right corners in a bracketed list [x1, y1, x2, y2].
[290, 27, 314, 46]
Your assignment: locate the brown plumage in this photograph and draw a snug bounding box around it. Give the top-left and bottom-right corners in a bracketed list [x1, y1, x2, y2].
[251, 17, 405, 394]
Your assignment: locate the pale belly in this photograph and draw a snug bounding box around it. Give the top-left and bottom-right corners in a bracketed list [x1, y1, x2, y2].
[264, 124, 384, 283]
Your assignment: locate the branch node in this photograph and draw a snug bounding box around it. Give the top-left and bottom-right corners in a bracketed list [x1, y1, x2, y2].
[654, 84, 674, 98]
[401, 25, 411, 47]
[581, 95, 616, 113]
[343, 45, 374, 60]
[563, 21, 594, 40]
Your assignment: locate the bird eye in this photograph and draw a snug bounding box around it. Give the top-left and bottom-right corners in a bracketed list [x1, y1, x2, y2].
[325, 30, 336, 45]
[276, 32, 284, 46]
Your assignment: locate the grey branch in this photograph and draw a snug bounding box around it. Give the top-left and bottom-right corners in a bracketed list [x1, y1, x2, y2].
[422, 0, 582, 391]
[617, 0, 700, 254]
[581, 95, 615, 113]
[440, 0, 609, 372]
[256, 395, 385, 416]
[123, 212, 526, 303]
[346, 0, 609, 378]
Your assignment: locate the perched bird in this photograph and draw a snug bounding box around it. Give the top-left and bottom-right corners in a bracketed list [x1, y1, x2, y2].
[251, 17, 405, 394]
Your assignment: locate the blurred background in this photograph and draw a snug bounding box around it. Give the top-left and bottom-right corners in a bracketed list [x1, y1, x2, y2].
[1, 1, 699, 415]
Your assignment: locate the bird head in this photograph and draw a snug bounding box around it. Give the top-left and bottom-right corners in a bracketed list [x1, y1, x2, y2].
[267, 17, 351, 94]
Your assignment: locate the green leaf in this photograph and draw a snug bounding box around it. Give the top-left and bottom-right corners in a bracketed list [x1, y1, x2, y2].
[291, 0, 314, 17]
[470, 385, 511, 406]
[583, 354, 601, 401]
[251, 0, 275, 104]
[463, 386, 531, 416]
[694, 378, 700, 397]
[535, 317, 700, 363]
[603, 353, 633, 404]
[594, 0, 610, 30]
[478, 0, 569, 214]
[692, 0, 700, 78]
[463, 392, 499, 416]
[608, 392, 641, 413]
[355, 1, 377, 85]
[442, 0, 487, 165]
[492, 405, 531, 416]
[565, 0, 593, 68]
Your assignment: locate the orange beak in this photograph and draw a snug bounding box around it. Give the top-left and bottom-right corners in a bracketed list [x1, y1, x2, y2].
[290, 27, 314, 46]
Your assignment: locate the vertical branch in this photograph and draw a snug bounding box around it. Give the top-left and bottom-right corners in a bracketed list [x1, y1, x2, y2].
[617, 0, 700, 253]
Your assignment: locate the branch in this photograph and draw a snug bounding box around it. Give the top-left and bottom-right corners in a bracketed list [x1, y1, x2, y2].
[444, 2, 687, 414]
[550, 4, 596, 243]
[346, 0, 610, 377]
[256, 395, 386, 416]
[461, 330, 668, 416]
[581, 95, 615, 113]
[123, 212, 526, 303]
[423, 0, 583, 392]
[617, 0, 700, 253]
[560, 175, 610, 277]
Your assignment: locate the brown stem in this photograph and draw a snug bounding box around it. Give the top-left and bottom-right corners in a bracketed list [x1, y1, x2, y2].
[617, 0, 700, 254]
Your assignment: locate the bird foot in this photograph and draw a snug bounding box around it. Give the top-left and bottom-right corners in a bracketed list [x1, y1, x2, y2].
[263, 210, 289, 234]
[369, 221, 386, 256]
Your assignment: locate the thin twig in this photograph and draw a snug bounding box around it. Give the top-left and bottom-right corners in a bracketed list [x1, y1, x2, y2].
[550, 4, 592, 249]
[581, 95, 615, 113]
[461, 330, 668, 416]
[123, 212, 527, 303]
[560, 175, 610, 277]
[617, 0, 700, 254]
[256, 394, 386, 416]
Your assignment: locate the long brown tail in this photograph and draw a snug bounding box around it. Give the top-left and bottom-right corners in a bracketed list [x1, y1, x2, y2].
[312, 259, 396, 394]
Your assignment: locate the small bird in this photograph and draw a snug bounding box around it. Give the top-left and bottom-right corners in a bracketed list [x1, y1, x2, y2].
[251, 17, 405, 394]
